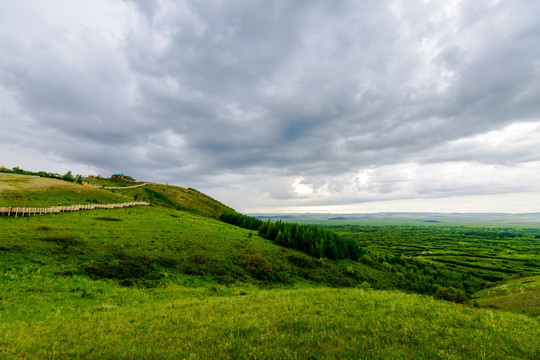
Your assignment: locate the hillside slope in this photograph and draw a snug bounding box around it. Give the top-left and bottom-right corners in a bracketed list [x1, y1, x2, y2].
[1, 174, 233, 219]
[0, 206, 386, 289]
[475, 275, 540, 316]
[103, 182, 234, 218]
[0, 173, 132, 207]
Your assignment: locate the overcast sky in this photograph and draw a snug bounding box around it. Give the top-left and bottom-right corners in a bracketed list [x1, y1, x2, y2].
[2, 0, 540, 213]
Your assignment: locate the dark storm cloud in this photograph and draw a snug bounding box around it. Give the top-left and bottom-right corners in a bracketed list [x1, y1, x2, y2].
[2, 0, 540, 208]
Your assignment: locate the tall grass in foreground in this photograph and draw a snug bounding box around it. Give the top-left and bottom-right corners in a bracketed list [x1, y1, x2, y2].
[1, 286, 538, 359]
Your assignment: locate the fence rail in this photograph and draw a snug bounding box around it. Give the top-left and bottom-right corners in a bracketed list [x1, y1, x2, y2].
[101, 183, 148, 190]
[0, 202, 150, 217]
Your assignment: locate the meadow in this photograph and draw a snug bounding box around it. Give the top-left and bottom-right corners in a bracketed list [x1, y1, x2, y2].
[0, 173, 539, 359]
[327, 223, 540, 313]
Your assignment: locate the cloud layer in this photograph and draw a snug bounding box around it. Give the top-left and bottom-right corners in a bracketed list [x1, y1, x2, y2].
[2, 0, 540, 212]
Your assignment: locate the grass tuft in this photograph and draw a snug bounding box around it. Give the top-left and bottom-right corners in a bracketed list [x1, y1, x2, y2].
[94, 217, 123, 222]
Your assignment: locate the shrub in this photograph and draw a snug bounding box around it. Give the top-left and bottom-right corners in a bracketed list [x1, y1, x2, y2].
[190, 253, 207, 265]
[240, 254, 273, 280]
[42, 236, 78, 246]
[434, 287, 469, 303]
[359, 281, 372, 290]
[288, 253, 316, 268]
[84, 259, 151, 280]
[215, 275, 235, 285]
[82, 255, 165, 287]
[183, 265, 207, 276]
[327, 271, 353, 287]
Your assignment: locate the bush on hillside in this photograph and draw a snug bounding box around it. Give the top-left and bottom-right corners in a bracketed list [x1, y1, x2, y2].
[82, 254, 175, 287]
[190, 253, 208, 264]
[288, 253, 317, 268]
[240, 254, 273, 280]
[434, 287, 469, 303]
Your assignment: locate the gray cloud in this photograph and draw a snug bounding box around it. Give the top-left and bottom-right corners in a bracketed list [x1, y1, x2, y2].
[2, 0, 540, 211]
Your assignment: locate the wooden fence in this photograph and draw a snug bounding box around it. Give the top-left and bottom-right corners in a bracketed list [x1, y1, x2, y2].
[101, 183, 148, 190]
[0, 202, 150, 217]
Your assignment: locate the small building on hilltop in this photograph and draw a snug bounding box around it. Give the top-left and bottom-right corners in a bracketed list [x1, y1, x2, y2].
[111, 173, 136, 182]
[81, 179, 91, 187]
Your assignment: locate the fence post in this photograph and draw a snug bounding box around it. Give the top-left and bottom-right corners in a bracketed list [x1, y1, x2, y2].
[1, 201, 151, 217]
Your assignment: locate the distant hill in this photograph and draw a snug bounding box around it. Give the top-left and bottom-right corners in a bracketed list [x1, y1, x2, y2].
[252, 212, 540, 224]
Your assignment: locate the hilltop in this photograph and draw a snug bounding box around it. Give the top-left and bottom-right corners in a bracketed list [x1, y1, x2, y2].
[0, 173, 132, 207]
[0, 172, 233, 218]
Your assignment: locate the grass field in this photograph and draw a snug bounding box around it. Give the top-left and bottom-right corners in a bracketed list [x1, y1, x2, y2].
[0, 174, 132, 207]
[474, 275, 540, 315]
[0, 206, 392, 291]
[1, 285, 538, 359]
[1, 175, 539, 359]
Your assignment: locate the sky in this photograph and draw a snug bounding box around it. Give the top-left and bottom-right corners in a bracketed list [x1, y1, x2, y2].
[1, 0, 540, 213]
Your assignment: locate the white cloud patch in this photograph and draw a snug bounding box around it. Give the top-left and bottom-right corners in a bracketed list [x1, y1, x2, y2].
[292, 177, 314, 196]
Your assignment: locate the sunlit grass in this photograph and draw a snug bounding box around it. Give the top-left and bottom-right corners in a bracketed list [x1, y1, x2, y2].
[474, 276, 540, 316]
[1, 283, 538, 359]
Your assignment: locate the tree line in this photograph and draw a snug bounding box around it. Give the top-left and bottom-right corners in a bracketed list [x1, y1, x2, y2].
[220, 212, 365, 261]
[1, 166, 80, 183]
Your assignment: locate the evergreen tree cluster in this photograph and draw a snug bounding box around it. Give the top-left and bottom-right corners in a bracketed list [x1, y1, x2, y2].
[220, 212, 263, 231]
[220, 212, 365, 261]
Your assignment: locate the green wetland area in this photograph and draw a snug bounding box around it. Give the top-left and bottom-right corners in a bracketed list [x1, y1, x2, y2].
[0, 172, 539, 359]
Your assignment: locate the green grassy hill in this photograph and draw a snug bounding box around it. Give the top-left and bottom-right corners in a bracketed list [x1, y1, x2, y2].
[474, 275, 540, 316]
[0, 173, 233, 218]
[1, 174, 539, 359]
[0, 205, 389, 290]
[109, 183, 235, 218]
[0, 173, 132, 207]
